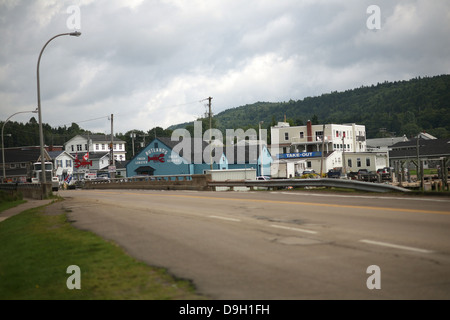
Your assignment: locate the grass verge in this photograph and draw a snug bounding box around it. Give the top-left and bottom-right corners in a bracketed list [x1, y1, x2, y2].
[0, 200, 206, 300]
[0, 190, 26, 213]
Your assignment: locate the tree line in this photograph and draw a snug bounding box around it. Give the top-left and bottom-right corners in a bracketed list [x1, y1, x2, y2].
[3, 74, 449, 160]
[210, 74, 450, 139]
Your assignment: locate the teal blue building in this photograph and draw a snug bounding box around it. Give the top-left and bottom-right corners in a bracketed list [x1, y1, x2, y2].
[126, 137, 272, 177]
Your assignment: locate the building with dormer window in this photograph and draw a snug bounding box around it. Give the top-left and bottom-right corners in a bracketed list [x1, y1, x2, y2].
[64, 134, 126, 161]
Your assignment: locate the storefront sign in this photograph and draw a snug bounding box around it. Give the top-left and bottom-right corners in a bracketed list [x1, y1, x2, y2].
[277, 151, 322, 159]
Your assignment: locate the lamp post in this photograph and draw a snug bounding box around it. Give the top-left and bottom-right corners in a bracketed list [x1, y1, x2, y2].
[2, 110, 38, 182]
[37, 31, 81, 183]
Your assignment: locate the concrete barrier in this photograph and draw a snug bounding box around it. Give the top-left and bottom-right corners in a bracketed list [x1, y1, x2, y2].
[0, 183, 53, 200]
[83, 174, 212, 191]
[208, 178, 412, 193]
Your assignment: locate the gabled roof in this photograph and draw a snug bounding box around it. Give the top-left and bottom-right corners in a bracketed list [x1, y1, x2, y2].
[389, 138, 450, 159]
[82, 134, 124, 143]
[366, 136, 409, 148]
[0, 147, 50, 163]
[66, 134, 125, 144]
[77, 152, 109, 160]
[48, 150, 74, 160]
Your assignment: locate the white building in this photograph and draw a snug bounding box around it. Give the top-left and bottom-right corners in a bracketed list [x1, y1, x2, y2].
[270, 120, 388, 176]
[49, 150, 75, 182]
[271, 121, 366, 155]
[64, 134, 126, 161]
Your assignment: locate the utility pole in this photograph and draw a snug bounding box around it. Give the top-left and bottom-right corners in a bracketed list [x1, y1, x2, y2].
[342, 135, 346, 175]
[110, 114, 115, 179]
[259, 121, 264, 177]
[208, 97, 213, 169]
[320, 124, 325, 177]
[140, 133, 149, 147]
[131, 131, 135, 157]
[416, 135, 421, 190]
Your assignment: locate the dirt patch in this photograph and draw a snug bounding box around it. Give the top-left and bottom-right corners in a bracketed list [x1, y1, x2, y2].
[43, 200, 66, 216]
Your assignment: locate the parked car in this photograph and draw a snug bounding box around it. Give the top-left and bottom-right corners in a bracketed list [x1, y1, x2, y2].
[301, 169, 319, 179]
[327, 169, 342, 179]
[348, 171, 359, 180]
[377, 167, 392, 181]
[256, 176, 270, 181]
[357, 169, 378, 182]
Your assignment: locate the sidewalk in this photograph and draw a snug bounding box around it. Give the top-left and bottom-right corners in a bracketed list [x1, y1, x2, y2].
[0, 199, 53, 223]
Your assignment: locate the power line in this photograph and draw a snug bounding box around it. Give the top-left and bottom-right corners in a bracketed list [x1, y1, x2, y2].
[57, 115, 110, 127]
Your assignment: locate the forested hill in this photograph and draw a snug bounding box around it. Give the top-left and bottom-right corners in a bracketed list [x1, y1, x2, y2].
[176, 74, 450, 139]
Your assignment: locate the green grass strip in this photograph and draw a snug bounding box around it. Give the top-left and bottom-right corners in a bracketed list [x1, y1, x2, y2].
[0, 199, 26, 213]
[0, 201, 205, 300]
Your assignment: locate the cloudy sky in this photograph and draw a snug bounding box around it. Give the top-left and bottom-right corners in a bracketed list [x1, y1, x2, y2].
[1, 0, 449, 135]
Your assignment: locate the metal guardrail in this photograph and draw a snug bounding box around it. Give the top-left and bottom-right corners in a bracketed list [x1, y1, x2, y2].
[208, 178, 411, 193]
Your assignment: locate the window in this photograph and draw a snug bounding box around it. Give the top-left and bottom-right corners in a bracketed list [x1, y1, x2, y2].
[307, 161, 312, 168]
[102, 144, 105, 150]
[315, 131, 323, 140]
[348, 159, 352, 167]
[71, 145, 74, 152]
[155, 142, 159, 148]
[85, 144, 88, 150]
[357, 158, 361, 167]
[300, 132, 304, 139]
[96, 144, 99, 150]
[66, 160, 72, 167]
[284, 132, 289, 140]
[366, 158, 371, 166]
[56, 160, 63, 168]
[77, 144, 82, 151]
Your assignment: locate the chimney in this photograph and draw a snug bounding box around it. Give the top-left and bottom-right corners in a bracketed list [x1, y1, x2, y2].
[307, 120, 312, 142]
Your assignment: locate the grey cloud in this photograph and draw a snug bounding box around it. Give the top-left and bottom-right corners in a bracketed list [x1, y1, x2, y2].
[1, 0, 449, 134]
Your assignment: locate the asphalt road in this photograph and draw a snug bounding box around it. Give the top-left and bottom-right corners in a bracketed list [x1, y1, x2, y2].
[59, 189, 450, 299]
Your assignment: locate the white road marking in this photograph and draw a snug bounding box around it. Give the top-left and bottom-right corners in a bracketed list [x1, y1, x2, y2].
[271, 191, 450, 203]
[209, 215, 241, 222]
[270, 224, 318, 234]
[359, 239, 433, 254]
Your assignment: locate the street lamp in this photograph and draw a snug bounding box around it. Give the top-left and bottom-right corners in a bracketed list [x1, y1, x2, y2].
[37, 31, 81, 183]
[2, 110, 38, 182]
